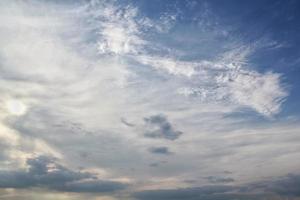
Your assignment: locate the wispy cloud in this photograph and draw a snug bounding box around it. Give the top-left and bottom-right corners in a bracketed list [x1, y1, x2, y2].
[87, 0, 288, 117]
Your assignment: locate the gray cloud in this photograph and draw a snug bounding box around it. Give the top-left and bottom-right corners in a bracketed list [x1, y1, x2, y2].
[149, 163, 159, 167]
[0, 155, 127, 193]
[149, 161, 167, 167]
[203, 176, 235, 183]
[57, 180, 126, 193]
[144, 115, 183, 140]
[148, 146, 173, 155]
[134, 174, 300, 200]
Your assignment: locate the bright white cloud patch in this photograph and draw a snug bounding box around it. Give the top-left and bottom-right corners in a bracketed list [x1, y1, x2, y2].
[89, 1, 144, 55]
[228, 71, 287, 116]
[6, 99, 27, 116]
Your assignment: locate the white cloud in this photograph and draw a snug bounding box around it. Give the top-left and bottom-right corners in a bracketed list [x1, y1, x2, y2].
[135, 47, 287, 116]
[135, 55, 197, 77]
[228, 71, 288, 117]
[88, 1, 145, 55]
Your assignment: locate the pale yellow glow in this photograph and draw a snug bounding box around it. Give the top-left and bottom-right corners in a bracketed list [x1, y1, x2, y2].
[6, 99, 27, 116]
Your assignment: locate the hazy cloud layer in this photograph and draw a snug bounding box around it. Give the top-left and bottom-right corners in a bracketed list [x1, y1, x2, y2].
[135, 174, 300, 200]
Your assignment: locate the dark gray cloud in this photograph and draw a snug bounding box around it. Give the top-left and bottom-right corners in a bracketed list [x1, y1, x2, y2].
[0, 155, 127, 193]
[270, 174, 300, 196]
[148, 146, 173, 155]
[134, 174, 300, 200]
[247, 173, 300, 197]
[203, 176, 235, 183]
[144, 115, 183, 140]
[121, 118, 135, 127]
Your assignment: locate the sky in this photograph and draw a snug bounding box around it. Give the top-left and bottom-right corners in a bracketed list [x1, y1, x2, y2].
[0, 0, 300, 199]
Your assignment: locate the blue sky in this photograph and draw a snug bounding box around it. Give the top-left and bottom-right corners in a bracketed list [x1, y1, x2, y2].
[0, 0, 300, 199]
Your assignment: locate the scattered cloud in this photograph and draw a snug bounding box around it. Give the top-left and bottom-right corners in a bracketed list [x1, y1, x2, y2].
[143, 115, 183, 140]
